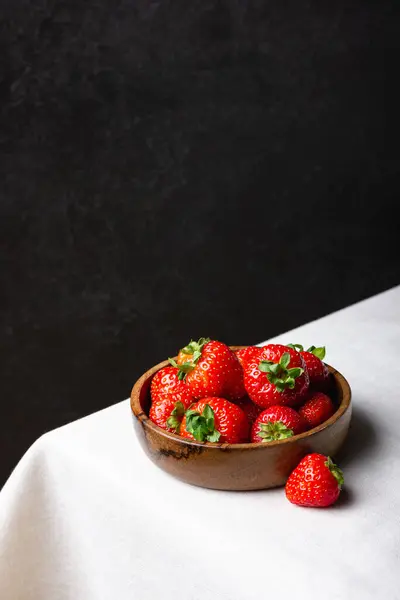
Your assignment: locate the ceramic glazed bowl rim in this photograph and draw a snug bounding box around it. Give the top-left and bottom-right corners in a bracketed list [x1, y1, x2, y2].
[130, 346, 351, 450]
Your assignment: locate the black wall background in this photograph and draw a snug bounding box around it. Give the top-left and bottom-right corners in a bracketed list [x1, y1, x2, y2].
[1, 0, 399, 485]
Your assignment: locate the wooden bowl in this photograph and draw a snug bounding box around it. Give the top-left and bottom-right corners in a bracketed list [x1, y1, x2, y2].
[130, 347, 352, 491]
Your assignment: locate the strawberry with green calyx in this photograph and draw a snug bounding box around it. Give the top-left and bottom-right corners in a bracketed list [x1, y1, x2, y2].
[285, 453, 344, 507]
[299, 392, 335, 429]
[150, 366, 194, 406]
[251, 405, 307, 443]
[287, 343, 330, 390]
[244, 344, 309, 409]
[176, 337, 211, 366]
[149, 397, 187, 433]
[180, 397, 249, 443]
[259, 352, 304, 393]
[170, 339, 245, 401]
[168, 338, 211, 381]
[184, 404, 221, 442]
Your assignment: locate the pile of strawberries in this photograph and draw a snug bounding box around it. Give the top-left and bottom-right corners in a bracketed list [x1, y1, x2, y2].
[149, 338, 345, 507]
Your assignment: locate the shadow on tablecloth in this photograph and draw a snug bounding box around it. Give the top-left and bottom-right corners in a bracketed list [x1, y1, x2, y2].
[337, 403, 377, 468]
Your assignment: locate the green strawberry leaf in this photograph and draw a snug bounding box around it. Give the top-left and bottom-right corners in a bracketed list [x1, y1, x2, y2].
[287, 343, 304, 352]
[207, 430, 221, 442]
[168, 358, 196, 380]
[166, 402, 185, 431]
[203, 404, 215, 430]
[307, 345, 326, 360]
[202, 404, 213, 418]
[266, 373, 279, 385]
[172, 401, 185, 417]
[287, 367, 304, 379]
[269, 363, 282, 376]
[279, 352, 291, 369]
[259, 356, 304, 393]
[285, 377, 295, 389]
[258, 360, 274, 373]
[181, 340, 196, 354]
[178, 362, 196, 373]
[185, 404, 220, 443]
[185, 409, 199, 419]
[181, 337, 210, 356]
[172, 338, 211, 379]
[325, 457, 344, 489]
[257, 421, 294, 442]
[166, 416, 180, 431]
[274, 380, 286, 393]
[192, 350, 202, 362]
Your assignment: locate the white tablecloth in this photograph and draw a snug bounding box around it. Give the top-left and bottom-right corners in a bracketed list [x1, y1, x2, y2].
[1, 286, 400, 600]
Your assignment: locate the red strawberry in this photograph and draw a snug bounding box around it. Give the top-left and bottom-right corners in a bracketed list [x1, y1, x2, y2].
[237, 395, 263, 427]
[180, 397, 249, 444]
[150, 366, 194, 406]
[149, 396, 188, 433]
[288, 344, 330, 390]
[170, 338, 245, 402]
[285, 453, 344, 507]
[244, 344, 309, 409]
[251, 405, 307, 443]
[235, 346, 263, 368]
[299, 392, 335, 429]
[176, 337, 210, 366]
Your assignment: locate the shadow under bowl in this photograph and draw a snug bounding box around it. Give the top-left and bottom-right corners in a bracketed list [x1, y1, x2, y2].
[130, 348, 352, 491]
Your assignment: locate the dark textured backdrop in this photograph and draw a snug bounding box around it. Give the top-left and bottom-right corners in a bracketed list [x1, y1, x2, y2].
[1, 0, 398, 484]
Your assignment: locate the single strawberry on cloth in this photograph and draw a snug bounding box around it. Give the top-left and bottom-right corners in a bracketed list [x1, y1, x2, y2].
[285, 454, 344, 507]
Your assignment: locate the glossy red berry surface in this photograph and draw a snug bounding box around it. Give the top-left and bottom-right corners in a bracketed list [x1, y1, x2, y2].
[149, 395, 191, 433]
[299, 392, 335, 429]
[235, 346, 263, 368]
[172, 339, 246, 402]
[150, 366, 194, 406]
[285, 453, 344, 508]
[244, 344, 309, 408]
